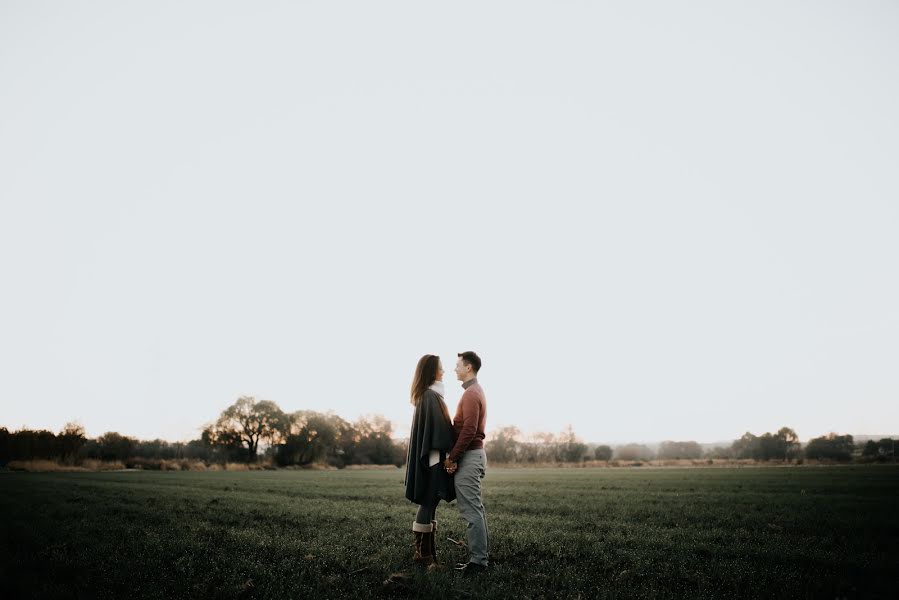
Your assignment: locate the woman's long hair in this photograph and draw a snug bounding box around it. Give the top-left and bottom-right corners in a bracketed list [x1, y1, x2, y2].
[410, 354, 440, 405]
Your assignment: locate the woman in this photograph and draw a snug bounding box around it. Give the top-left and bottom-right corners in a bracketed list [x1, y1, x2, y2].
[404, 354, 456, 569]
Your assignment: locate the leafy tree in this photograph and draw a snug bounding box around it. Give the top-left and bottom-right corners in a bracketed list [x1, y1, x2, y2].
[211, 396, 288, 462]
[183, 438, 213, 461]
[614, 443, 654, 461]
[732, 432, 758, 459]
[805, 433, 854, 461]
[594, 444, 613, 461]
[862, 440, 878, 457]
[0, 427, 10, 464]
[58, 422, 86, 464]
[862, 438, 896, 459]
[5, 429, 58, 460]
[876, 438, 895, 457]
[348, 416, 401, 466]
[277, 411, 342, 466]
[658, 441, 703, 460]
[777, 427, 801, 460]
[730, 427, 799, 461]
[202, 424, 247, 462]
[97, 432, 136, 462]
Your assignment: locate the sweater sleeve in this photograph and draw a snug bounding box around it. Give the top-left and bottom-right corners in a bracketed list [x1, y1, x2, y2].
[448, 392, 480, 462]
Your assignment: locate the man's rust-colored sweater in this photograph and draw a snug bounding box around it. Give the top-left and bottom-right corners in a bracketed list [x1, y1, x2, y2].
[448, 378, 486, 462]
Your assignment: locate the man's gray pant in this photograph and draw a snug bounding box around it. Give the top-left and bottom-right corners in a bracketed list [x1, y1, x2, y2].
[454, 449, 489, 566]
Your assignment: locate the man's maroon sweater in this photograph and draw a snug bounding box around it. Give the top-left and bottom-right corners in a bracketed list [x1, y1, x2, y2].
[448, 378, 486, 462]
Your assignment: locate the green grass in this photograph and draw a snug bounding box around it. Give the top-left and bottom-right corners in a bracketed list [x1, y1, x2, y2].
[1, 466, 897, 599]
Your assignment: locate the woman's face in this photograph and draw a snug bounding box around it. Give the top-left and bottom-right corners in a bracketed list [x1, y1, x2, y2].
[435, 361, 444, 382]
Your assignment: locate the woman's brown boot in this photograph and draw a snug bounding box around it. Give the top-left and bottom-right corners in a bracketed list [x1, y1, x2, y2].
[430, 520, 439, 563]
[412, 522, 434, 566]
[422, 521, 445, 571]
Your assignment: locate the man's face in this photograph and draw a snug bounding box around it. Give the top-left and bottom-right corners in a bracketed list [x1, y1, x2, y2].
[455, 357, 469, 381]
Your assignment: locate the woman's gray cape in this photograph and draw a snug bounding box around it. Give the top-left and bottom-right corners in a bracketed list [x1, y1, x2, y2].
[404, 390, 456, 504]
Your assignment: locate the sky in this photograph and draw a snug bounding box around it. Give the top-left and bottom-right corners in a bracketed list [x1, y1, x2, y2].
[1, 2, 897, 445]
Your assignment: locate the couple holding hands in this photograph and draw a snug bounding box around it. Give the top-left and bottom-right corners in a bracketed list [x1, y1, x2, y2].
[404, 351, 489, 575]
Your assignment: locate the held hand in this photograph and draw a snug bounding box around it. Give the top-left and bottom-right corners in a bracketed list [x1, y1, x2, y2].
[444, 458, 457, 474]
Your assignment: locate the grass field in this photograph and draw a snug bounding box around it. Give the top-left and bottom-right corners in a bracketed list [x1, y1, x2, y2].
[2, 466, 897, 599]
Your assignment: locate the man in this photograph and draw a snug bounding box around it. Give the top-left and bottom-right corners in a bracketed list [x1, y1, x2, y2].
[444, 350, 489, 574]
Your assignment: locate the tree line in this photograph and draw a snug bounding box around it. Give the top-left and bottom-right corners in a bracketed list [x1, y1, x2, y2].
[0, 396, 404, 468]
[2, 399, 896, 468]
[484, 425, 896, 463]
[201, 396, 404, 467]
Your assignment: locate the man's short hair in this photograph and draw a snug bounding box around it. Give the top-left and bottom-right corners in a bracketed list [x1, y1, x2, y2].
[457, 351, 482, 374]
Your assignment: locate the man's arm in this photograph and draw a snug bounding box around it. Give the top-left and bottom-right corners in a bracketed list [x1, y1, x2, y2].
[447, 392, 480, 463]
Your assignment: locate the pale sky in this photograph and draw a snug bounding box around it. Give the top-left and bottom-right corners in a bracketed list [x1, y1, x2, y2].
[2, 2, 897, 445]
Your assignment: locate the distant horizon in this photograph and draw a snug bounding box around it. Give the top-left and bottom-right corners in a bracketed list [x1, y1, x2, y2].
[3, 415, 893, 448]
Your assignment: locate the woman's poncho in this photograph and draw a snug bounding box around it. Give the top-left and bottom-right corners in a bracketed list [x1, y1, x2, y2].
[404, 388, 456, 505]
